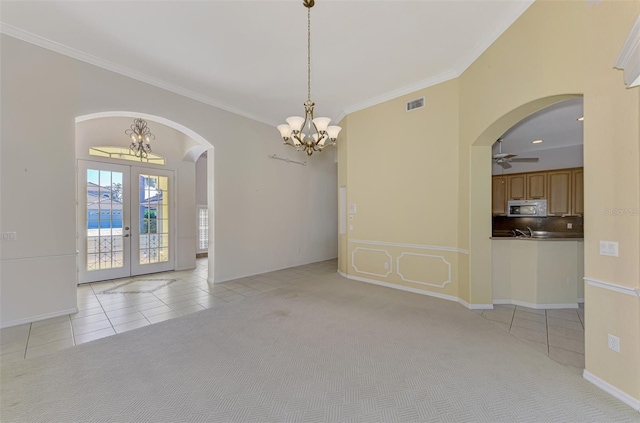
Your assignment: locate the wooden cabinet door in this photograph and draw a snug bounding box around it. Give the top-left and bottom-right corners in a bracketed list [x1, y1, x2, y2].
[492, 176, 507, 215]
[527, 172, 546, 199]
[547, 170, 572, 216]
[572, 168, 584, 216]
[507, 174, 526, 200]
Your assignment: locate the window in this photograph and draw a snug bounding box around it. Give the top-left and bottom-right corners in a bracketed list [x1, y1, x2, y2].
[89, 146, 166, 165]
[197, 206, 208, 252]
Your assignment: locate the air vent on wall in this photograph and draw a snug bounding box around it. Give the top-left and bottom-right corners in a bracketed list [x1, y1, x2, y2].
[406, 97, 425, 112]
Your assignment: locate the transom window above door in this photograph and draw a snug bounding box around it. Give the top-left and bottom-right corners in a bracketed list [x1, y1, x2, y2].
[89, 146, 166, 165]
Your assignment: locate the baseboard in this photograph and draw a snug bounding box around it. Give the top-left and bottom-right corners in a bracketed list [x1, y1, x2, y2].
[493, 299, 578, 309]
[0, 307, 78, 329]
[458, 298, 494, 310]
[583, 370, 640, 413]
[337, 270, 491, 309]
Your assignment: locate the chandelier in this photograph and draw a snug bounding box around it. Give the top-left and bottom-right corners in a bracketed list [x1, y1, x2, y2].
[126, 118, 155, 160]
[276, 0, 341, 156]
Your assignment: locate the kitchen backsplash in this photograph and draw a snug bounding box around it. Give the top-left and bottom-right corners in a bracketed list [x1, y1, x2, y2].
[492, 216, 584, 237]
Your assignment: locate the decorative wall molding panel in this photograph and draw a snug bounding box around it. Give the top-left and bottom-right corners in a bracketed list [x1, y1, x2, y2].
[396, 252, 451, 288]
[585, 278, 640, 298]
[349, 239, 468, 254]
[351, 247, 393, 278]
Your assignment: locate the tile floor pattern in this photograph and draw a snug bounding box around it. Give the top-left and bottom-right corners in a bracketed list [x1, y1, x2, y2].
[1, 259, 336, 363]
[479, 304, 585, 368]
[2, 259, 586, 371]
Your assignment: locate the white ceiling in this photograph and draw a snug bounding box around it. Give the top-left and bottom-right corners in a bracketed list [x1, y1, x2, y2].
[493, 97, 584, 156]
[0, 0, 534, 127]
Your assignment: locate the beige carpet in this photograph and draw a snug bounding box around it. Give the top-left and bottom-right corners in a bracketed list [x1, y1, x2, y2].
[1, 268, 638, 422]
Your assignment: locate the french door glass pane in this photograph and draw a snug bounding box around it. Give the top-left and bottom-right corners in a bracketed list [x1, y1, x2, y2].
[86, 169, 124, 271]
[138, 174, 169, 265]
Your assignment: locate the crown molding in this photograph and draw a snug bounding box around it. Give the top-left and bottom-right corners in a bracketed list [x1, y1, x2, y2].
[342, 69, 459, 116]
[342, 0, 534, 117]
[614, 14, 640, 88]
[452, 0, 534, 76]
[0, 23, 278, 127]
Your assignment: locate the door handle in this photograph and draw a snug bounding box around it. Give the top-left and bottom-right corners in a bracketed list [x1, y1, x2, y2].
[124, 227, 130, 231]
[123, 234, 130, 238]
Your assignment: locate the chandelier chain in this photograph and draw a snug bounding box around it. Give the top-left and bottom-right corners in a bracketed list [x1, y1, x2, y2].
[307, 5, 311, 102]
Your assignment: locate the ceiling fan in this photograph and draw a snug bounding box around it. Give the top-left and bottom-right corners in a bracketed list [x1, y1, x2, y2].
[493, 139, 539, 169]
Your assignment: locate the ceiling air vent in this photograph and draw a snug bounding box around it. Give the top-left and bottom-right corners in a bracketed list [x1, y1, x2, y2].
[406, 97, 425, 112]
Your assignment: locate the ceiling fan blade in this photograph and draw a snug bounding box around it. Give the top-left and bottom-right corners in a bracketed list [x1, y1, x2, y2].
[510, 158, 539, 162]
[493, 153, 517, 160]
[499, 161, 512, 169]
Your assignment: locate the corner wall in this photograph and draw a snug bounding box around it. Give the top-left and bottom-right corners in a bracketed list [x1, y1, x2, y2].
[339, 0, 640, 408]
[0, 35, 338, 326]
[340, 79, 461, 301]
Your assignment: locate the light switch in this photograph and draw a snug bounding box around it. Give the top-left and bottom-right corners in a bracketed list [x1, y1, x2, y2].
[349, 224, 354, 231]
[349, 204, 357, 214]
[599, 241, 619, 257]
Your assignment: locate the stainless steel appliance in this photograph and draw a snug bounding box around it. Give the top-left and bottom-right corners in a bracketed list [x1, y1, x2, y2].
[507, 199, 547, 217]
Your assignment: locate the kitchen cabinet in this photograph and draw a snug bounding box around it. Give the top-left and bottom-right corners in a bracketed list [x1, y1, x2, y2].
[572, 168, 584, 216]
[507, 174, 526, 200]
[492, 167, 583, 216]
[492, 176, 507, 215]
[547, 170, 572, 216]
[527, 172, 546, 199]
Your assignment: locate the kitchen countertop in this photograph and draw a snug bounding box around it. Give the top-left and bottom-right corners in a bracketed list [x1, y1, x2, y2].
[491, 236, 583, 241]
[491, 230, 583, 240]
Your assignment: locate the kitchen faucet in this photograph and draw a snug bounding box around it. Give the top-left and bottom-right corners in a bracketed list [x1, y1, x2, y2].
[526, 226, 533, 237]
[514, 229, 529, 237]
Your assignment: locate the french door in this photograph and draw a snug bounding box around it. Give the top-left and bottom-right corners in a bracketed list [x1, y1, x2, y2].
[78, 160, 174, 283]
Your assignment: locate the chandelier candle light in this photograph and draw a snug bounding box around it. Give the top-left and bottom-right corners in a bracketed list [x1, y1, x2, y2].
[276, 0, 341, 156]
[126, 118, 155, 160]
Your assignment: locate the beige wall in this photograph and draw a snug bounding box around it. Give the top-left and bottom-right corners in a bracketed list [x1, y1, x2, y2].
[340, 0, 640, 406]
[341, 79, 462, 300]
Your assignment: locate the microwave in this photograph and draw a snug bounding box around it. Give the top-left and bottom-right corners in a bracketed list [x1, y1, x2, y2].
[507, 199, 547, 217]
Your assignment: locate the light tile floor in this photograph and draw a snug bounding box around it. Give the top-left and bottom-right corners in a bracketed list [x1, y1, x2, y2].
[1, 259, 337, 364]
[480, 304, 586, 368]
[2, 259, 586, 370]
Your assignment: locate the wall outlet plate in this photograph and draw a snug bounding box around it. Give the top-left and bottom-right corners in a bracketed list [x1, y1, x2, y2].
[608, 334, 620, 352]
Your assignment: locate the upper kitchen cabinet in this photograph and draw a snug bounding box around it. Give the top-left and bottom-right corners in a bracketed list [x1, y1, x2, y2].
[527, 172, 547, 199]
[572, 168, 584, 216]
[507, 174, 526, 200]
[547, 170, 572, 216]
[492, 176, 507, 215]
[492, 167, 584, 216]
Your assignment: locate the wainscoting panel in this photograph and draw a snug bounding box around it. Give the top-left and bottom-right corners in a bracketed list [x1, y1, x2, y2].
[351, 247, 393, 278]
[397, 253, 451, 288]
[348, 240, 460, 298]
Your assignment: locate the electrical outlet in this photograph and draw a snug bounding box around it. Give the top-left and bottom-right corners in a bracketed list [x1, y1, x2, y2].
[567, 223, 572, 229]
[608, 334, 620, 352]
[383, 263, 389, 270]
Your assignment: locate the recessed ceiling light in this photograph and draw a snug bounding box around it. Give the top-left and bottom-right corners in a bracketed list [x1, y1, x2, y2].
[577, 116, 584, 121]
[532, 139, 543, 144]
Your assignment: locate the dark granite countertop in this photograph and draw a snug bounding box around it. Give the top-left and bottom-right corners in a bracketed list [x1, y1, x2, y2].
[492, 230, 583, 240]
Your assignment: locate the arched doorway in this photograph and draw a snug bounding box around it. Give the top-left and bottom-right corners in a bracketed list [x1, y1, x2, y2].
[75, 112, 215, 283]
[469, 94, 586, 367]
